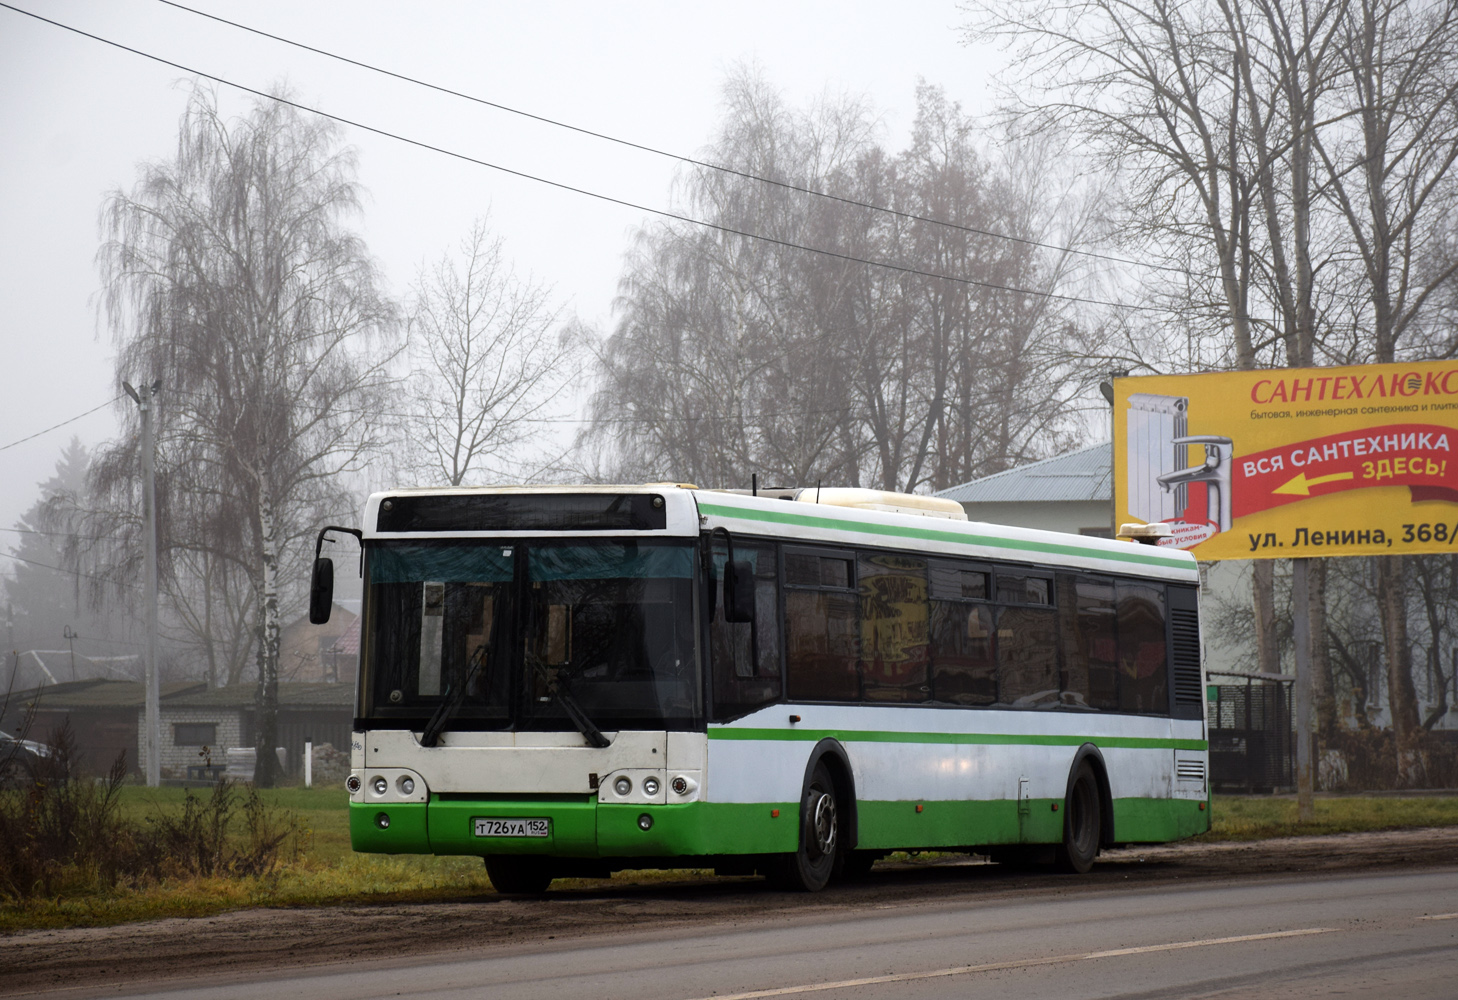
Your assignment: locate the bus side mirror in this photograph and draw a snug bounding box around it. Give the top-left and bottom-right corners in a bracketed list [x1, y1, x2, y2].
[309, 558, 334, 624]
[724, 559, 755, 623]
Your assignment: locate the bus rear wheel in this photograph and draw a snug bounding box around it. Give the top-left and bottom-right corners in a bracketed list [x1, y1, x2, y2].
[770, 762, 840, 891]
[1054, 762, 1102, 874]
[484, 855, 554, 894]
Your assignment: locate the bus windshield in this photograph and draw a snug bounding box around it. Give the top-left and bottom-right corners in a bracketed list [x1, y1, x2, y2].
[361, 539, 701, 732]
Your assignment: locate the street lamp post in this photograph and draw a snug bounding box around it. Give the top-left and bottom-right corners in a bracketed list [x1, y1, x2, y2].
[123, 379, 161, 787]
[63, 625, 78, 681]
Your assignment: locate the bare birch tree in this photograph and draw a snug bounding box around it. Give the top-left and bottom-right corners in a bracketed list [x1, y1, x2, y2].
[401, 219, 582, 486]
[93, 85, 397, 786]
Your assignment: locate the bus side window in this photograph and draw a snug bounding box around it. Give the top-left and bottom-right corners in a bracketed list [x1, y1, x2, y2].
[858, 552, 930, 703]
[1117, 581, 1168, 714]
[928, 559, 995, 705]
[784, 547, 859, 702]
[710, 542, 781, 721]
[1057, 574, 1117, 710]
[994, 569, 1059, 706]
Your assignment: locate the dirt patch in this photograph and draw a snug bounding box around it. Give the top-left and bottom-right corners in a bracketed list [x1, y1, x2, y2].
[7, 826, 1458, 996]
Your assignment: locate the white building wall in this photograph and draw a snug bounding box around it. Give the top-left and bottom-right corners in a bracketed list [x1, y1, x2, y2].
[961, 500, 1112, 536]
[139, 707, 243, 778]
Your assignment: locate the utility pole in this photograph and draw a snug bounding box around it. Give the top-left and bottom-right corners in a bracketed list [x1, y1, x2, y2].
[1098, 371, 1129, 536]
[1292, 559, 1314, 821]
[124, 379, 161, 787]
[63, 625, 78, 681]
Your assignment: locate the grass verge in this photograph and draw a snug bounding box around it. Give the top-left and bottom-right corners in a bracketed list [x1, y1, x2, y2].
[4, 790, 1458, 933]
[1198, 794, 1458, 842]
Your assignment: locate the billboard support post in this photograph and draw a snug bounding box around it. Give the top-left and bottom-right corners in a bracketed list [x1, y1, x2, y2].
[1292, 559, 1314, 820]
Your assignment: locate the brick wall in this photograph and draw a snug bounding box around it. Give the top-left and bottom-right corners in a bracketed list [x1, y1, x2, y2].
[141, 707, 244, 778]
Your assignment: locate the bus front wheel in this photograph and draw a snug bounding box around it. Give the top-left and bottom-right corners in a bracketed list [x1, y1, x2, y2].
[1054, 762, 1102, 874]
[484, 855, 554, 894]
[770, 762, 840, 891]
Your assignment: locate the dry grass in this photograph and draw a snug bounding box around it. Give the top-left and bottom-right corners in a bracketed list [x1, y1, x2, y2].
[1201, 794, 1458, 841]
[5, 789, 1458, 933]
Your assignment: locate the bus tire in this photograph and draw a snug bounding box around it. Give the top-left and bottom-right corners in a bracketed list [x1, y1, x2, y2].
[484, 855, 554, 894]
[1054, 762, 1101, 874]
[770, 762, 840, 891]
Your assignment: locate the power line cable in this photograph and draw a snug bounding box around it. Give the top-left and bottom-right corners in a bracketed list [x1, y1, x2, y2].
[156, 0, 1198, 278]
[0, 527, 108, 542]
[1, 552, 139, 591]
[0, 396, 121, 453]
[0, 2, 1161, 314]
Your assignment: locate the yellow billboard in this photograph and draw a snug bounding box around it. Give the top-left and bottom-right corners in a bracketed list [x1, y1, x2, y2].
[1113, 361, 1458, 560]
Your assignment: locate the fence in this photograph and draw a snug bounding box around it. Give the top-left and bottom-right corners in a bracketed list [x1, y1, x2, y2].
[1208, 670, 1294, 793]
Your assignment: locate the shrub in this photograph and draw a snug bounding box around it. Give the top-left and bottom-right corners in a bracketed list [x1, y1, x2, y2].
[0, 721, 300, 901]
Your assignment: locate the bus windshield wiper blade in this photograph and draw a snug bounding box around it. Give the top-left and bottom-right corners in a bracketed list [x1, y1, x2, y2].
[552, 673, 612, 748]
[420, 643, 487, 748]
[529, 661, 611, 748]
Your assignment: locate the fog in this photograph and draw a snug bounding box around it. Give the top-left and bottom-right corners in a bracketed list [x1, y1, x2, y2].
[0, 0, 1003, 545]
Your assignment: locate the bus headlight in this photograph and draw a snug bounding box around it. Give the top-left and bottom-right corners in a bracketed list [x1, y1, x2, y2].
[638, 813, 653, 831]
[642, 776, 660, 796]
[398, 776, 415, 796]
[614, 776, 632, 796]
[375, 812, 390, 829]
[372, 776, 388, 796]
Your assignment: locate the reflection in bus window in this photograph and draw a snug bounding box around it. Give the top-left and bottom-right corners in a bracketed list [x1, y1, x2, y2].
[997, 604, 1060, 705]
[366, 545, 515, 721]
[786, 589, 860, 701]
[929, 564, 988, 601]
[859, 553, 929, 703]
[1058, 575, 1118, 710]
[525, 543, 699, 725]
[1118, 581, 1168, 714]
[997, 572, 1050, 606]
[710, 543, 782, 721]
[930, 601, 995, 704]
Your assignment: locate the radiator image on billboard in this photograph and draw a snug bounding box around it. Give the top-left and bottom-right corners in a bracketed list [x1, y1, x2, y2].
[1113, 362, 1458, 561]
[1125, 393, 1187, 523]
[1124, 394, 1232, 549]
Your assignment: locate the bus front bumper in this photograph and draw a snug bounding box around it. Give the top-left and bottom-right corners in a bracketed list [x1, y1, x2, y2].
[350, 796, 799, 857]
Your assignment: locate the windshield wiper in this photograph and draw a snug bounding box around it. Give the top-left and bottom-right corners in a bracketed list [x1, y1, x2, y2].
[419, 642, 488, 748]
[529, 661, 611, 748]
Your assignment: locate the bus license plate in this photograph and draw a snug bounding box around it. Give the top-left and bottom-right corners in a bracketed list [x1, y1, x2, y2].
[474, 817, 551, 838]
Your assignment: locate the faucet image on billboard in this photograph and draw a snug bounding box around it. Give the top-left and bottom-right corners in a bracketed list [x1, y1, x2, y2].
[1157, 436, 1233, 533]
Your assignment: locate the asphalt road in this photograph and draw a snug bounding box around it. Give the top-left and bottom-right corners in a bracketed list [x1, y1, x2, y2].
[71, 867, 1458, 1000]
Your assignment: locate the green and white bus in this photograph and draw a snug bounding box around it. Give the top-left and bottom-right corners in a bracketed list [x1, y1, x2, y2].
[313, 484, 1208, 893]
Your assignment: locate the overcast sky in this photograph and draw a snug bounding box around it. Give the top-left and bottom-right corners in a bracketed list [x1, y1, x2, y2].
[0, 0, 1006, 570]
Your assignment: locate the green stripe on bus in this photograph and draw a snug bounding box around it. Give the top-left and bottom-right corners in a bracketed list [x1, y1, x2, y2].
[696, 501, 1192, 570]
[365, 796, 1210, 859]
[708, 727, 1207, 751]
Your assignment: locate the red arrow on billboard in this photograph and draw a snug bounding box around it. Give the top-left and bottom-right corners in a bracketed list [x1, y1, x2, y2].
[1232, 424, 1455, 518]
